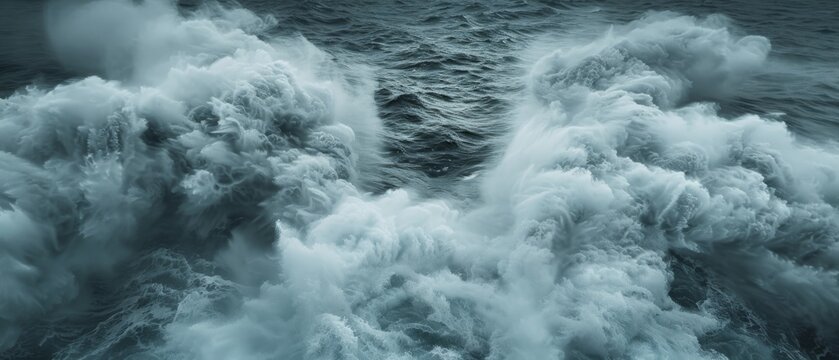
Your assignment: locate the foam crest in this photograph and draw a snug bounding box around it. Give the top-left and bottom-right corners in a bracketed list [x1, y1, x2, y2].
[0, 0, 380, 352]
[482, 12, 839, 357]
[529, 13, 770, 108]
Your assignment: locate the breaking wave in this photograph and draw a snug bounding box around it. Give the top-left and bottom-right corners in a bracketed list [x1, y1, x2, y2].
[1, 1, 837, 359]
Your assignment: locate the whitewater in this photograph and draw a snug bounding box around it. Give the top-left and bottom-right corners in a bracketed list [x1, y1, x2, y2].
[1, 1, 838, 359]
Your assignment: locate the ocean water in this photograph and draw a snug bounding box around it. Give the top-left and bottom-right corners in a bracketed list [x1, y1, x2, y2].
[1, 0, 838, 359]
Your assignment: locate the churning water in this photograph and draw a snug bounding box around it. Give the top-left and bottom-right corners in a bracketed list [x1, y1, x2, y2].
[1, 0, 839, 359]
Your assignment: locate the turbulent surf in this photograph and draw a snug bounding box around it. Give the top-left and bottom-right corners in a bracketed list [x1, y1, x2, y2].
[1, 0, 838, 359]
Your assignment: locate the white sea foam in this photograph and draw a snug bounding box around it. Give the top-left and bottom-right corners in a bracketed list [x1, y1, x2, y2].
[158, 10, 839, 360]
[1, 0, 379, 352]
[1, 1, 838, 359]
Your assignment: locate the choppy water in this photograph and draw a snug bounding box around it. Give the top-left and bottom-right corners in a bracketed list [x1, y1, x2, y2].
[1, 0, 839, 359]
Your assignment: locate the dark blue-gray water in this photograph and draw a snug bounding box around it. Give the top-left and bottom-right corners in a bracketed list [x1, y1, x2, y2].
[1, 1, 838, 359]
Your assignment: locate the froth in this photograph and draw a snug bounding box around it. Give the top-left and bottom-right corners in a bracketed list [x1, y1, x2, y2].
[2, 3, 838, 359]
[1, 0, 380, 352]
